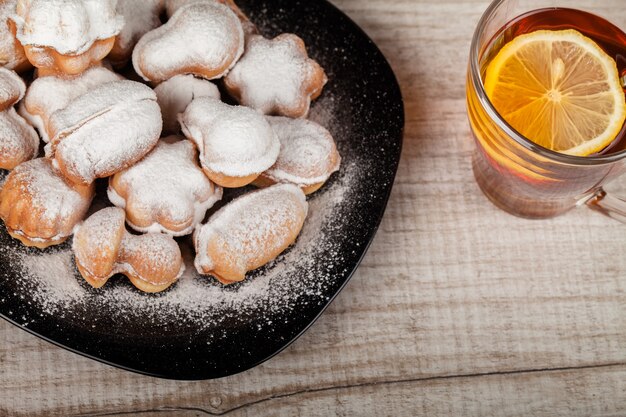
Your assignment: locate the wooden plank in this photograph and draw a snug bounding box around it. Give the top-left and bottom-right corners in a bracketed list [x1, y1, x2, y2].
[178, 365, 626, 417]
[3, 0, 626, 416]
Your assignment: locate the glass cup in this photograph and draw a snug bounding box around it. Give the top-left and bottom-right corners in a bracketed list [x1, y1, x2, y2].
[466, 0, 626, 221]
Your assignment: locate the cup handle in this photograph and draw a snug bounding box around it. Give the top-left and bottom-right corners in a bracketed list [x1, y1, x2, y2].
[586, 189, 626, 223]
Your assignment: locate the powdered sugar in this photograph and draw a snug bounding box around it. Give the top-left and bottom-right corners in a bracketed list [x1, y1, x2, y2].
[108, 138, 223, 236]
[154, 75, 220, 134]
[264, 116, 341, 187]
[9, 0, 124, 55]
[19, 66, 122, 142]
[47, 80, 162, 184]
[179, 97, 280, 177]
[132, 2, 244, 82]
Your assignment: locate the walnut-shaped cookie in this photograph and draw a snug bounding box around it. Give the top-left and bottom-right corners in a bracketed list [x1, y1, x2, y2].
[73, 207, 185, 293]
[255, 117, 341, 195]
[0, 158, 95, 248]
[0, 67, 38, 169]
[108, 137, 223, 236]
[20, 66, 122, 143]
[46, 80, 162, 185]
[194, 184, 308, 285]
[8, 0, 124, 76]
[109, 0, 164, 68]
[132, 2, 244, 83]
[224, 34, 327, 118]
[0, 0, 29, 72]
[179, 97, 279, 188]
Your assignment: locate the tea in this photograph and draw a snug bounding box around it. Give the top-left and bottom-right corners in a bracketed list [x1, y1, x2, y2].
[481, 8, 626, 154]
[467, 7, 626, 218]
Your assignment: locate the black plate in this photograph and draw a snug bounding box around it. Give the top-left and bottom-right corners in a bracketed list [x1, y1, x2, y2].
[0, 0, 403, 380]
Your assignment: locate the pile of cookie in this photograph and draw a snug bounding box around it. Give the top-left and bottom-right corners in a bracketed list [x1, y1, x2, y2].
[0, 0, 341, 292]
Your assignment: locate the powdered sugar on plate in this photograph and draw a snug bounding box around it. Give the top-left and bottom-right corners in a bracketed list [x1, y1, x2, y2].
[3, 89, 362, 337]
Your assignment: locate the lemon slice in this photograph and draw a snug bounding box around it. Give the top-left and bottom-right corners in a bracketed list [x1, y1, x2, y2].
[484, 29, 626, 156]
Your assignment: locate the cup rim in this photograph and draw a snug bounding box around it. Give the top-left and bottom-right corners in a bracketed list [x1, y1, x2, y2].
[469, 0, 626, 166]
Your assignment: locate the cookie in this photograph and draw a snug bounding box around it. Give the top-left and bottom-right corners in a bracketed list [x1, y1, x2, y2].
[109, 0, 164, 68]
[164, 0, 256, 36]
[0, 65, 24, 111]
[47, 80, 162, 184]
[19, 66, 122, 143]
[108, 137, 223, 236]
[8, 0, 124, 76]
[194, 184, 308, 284]
[132, 1, 244, 83]
[154, 74, 220, 134]
[73, 207, 184, 293]
[255, 117, 341, 194]
[224, 34, 327, 118]
[0, 67, 38, 169]
[0, 158, 95, 248]
[0, 0, 29, 72]
[179, 97, 279, 188]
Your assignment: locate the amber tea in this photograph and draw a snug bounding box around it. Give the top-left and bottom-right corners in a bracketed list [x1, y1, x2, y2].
[467, 6, 626, 218]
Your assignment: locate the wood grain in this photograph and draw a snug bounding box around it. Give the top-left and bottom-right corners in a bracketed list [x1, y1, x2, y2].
[2, 0, 626, 416]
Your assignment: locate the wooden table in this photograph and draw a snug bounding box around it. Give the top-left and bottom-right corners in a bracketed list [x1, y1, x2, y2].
[3, 1, 626, 415]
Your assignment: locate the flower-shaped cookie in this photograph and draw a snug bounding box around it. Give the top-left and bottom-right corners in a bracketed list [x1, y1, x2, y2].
[133, 2, 244, 83]
[20, 66, 122, 143]
[0, 67, 38, 169]
[194, 184, 308, 284]
[179, 97, 280, 188]
[224, 34, 327, 118]
[73, 207, 184, 293]
[109, 0, 164, 68]
[154, 74, 220, 134]
[0, 0, 30, 72]
[47, 80, 162, 185]
[0, 158, 95, 248]
[108, 137, 223, 236]
[256, 117, 341, 194]
[8, 0, 124, 76]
